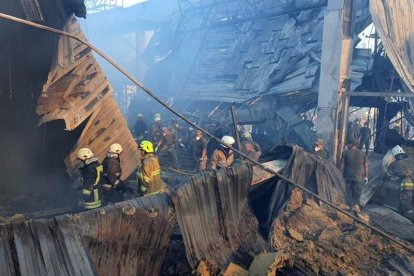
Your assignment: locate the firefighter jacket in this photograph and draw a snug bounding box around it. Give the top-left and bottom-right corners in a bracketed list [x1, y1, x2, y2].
[102, 154, 122, 189]
[211, 147, 235, 169]
[137, 153, 163, 195]
[79, 157, 103, 209]
[151, 122, 163, 143]
[388, 158, 414, 191]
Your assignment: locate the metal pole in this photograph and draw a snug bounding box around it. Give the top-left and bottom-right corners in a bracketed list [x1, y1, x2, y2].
[230, 104, 243, 160]
[2, 12, 413, 254]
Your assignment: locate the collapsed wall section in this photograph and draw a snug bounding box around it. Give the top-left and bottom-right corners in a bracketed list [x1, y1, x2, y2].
[38, 16, 140, 181]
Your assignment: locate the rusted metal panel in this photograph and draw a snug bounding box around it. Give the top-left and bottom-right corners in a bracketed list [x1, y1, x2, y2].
[37, 16, 140, 180]
[0, 194, 174, 276]
[173, 163, 269, 270]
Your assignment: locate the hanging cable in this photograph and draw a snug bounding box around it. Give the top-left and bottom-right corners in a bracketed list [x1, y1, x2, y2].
[1, 12, 413, 254]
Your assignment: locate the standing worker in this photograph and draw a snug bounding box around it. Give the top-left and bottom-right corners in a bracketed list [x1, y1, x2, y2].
[314, 138, 329, 159]
[241, 131, 262, 161]
[193, 130, 208, 172]
[386, 145, 414, 220]
[359, 122, 371, 155]
[157, 127, 178, 169]
[102, 143, 123, 203]
[134, 113, 148, 141]
[211, 135, 235, 170]
[151, 113, 163, 144]
[137, 140, 165, 195]
[77, 148, 103, 210]
[343, 141, 368, 209]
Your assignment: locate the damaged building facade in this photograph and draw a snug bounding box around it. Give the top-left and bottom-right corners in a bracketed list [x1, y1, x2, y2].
[1, 0, 414, 275]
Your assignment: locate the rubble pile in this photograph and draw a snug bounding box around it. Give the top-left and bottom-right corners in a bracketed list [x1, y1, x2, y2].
[269, 188, 414, 275]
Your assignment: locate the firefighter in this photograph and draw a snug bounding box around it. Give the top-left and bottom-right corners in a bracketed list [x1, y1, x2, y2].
[137, 140, 164, 195]
[134, 113, 148, 141]
[387, 145, 414, 220]
[193, 129, 207, 172]
[157, 127, 178, 168]
[102, 143, 123, 203]
[151, 113, 163, 144]
[241, 131, 262, 161]
[211, 135, 235, 169]
[77, 148, 103, 210]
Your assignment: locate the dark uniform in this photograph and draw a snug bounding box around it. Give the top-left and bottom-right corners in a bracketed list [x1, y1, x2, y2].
[315, 149, 329, 159]
[80, 158, 103, 209]
[193, 136, 208, 172]
[359, 126, 371, 153]
[137, 153, 164, 195]
[343, 148, 367, 206]
[388, 158, 414, 216]
[134, 119, 148, 140]
[102, 154, 123, 203]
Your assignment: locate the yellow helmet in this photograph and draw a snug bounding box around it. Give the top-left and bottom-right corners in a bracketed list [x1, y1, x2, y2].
[109, 143, 123, 154]
[77, 148, 94, 161]
[154, 113, 161, 122]
[139, 140, 154, 153]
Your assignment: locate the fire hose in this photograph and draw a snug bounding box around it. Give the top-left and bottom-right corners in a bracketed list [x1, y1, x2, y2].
[1, 12, 413, 254]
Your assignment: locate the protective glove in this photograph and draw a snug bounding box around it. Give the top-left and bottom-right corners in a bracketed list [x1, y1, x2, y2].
[363, 177, 368, 184]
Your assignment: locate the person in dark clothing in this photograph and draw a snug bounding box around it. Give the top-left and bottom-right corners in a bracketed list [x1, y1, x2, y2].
[102, 143, 124, 203]
[134, 113, 148, 141]
[192, 130, 208, 172]
[77, 148, 103, 210]
[314, 139, 329, 159]
[343, 142, 368, 208]
[387, 145, 414, 220]
[151, 113, 163, 144]
[346, 121, 360, 147]
[359, 122, 371, 154]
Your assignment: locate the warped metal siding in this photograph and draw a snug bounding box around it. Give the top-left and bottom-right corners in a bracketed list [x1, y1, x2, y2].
[37, 16, 140, 180]
[172, 163, 269, 269]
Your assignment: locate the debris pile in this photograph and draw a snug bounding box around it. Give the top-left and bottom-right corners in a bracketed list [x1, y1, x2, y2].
[269, 188, 414, 274]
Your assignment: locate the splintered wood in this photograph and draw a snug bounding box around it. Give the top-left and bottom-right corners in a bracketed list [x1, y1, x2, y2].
[37, 16, 140, 181]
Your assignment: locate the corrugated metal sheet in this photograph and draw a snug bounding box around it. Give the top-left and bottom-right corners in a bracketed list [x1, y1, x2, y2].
[37, 16, 140, 180]
[172, 163, 269, 270]
[370, 0, 414, 94]
[0, 193, 174, 276]
[267, 146, 348, 225]
[144, 0, 371, 104]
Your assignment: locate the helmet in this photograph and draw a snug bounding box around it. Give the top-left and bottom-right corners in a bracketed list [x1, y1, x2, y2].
[154, 113, 161, 122]
[221, 135, 235, 147]
[391, 145, 405, 157]
[77, 148, 94, 161]
[139, 140, 154, 153]
[109, 143, 123, 154]
[137, 113, 144, 118]
[242, 131, 252, 139]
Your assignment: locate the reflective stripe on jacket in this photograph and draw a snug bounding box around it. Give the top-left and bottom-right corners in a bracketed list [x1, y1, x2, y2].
[137, 153, 163, 195]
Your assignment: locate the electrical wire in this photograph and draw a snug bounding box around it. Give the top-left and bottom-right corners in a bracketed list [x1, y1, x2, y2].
[1, 12, 413, 254]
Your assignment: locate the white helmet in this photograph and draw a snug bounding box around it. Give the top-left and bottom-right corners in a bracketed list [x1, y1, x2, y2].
[391, 145, 405, 157]
[154, 113, 161, 122]
[221, 135, 235, 148]
[109, 143, 123, 154]
[77, 148, 94, 161]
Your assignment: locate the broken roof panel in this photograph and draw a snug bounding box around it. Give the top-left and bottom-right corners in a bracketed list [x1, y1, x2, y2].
[144, 0, 371, 106]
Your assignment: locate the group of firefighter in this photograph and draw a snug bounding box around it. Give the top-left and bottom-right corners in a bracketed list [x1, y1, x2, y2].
[77, 113, 262, 210]
[314, 119, 414, 221]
